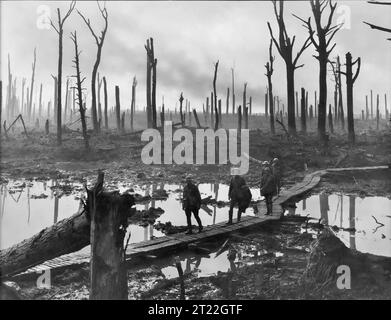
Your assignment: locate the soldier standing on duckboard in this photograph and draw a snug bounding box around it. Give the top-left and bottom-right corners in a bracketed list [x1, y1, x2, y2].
[227, 168, 252, 224]
[260, 161, 277, 215]
[182, 175, 203, 234]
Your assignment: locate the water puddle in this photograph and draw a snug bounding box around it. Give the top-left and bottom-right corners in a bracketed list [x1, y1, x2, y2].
[0, 179, 261, 250]
[287, 193, 391, 257]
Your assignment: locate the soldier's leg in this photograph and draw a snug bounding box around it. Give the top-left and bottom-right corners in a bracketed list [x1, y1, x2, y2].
[185, 209, 193, 234]
[193, 209, 203, 232]
[266, 194, 273, 214]
[237, 207, 243, 222]
[227, 200, 234, 224]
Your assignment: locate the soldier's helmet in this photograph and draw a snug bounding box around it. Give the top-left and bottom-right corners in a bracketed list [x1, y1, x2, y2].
[261, 161, 270, 168]
[185, 174, 194, 182]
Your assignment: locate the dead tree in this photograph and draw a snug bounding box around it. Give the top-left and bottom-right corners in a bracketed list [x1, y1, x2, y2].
[226, 87, 230, 115]
[179, 93, 184, 126]
[103, 76, 108, 129]
[265, 91, 269, 117]
[145, 38, 157, 128]
[237, 105, 242, 131]
[50, 1, 75, 144]
[295, 0, 342, 141]
[64, 78, 69, 122]
[28, 48, 37, 122]
[376, 94, 380, 129]
[193, 109, 201, 128]
[268, 0, 311, 134]
[371, 90, 374, 119]
[364, 1, 391, 41]
[243, 83, 248, 129]
[87, 172, 131, 300]
[300, 87, 306, 133]
[328, 104, 334, 134]
[78, 1, 108, 133]
[213, 61, 219, 130]
[71, 31, 89, 150]
[341, 52, 361, 143]
[115, 86, 121, 133]
[330, 56, 344, 129]
[97, 73, 102, 126]
[52, 76, 58, 123]
[130, 76, 137, 131]
[265, 39, 275, 134]
[231, 68, 235, 114]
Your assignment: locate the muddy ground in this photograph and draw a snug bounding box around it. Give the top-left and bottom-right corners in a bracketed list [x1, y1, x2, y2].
[1, 125, 391, 300]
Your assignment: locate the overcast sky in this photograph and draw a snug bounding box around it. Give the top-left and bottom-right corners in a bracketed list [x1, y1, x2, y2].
[1, 0, 391, 114]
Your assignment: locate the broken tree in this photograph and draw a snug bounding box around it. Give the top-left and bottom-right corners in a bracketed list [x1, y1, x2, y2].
[71, 31, 89, 150]
[342, 52, 361, 143]
[265, 39, 275, 134]
[88, 173, 130, 300]
[268, 0, 311, 134]
[78, 2, 108, 133]
[50, 1, 75, 145]
[296, 0, 342, 141]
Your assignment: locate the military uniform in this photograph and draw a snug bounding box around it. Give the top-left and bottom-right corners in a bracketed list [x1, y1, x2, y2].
[260, 165, 276, 215]
[182, 178, 203, 234]
[228, 175, 252, 224]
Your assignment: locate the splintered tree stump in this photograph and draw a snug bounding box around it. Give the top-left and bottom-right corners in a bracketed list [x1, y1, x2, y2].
[303, 229, 391, 291]
[88, 172, 133, 300]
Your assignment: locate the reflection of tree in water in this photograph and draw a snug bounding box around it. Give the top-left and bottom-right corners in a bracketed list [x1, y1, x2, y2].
[319, 191, 329, 225]
[349, 195, 356, 250]
[184, 256, 201, 274]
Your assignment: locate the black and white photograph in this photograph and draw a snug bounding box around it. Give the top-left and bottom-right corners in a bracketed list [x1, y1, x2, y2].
[0, 0, 391, 304]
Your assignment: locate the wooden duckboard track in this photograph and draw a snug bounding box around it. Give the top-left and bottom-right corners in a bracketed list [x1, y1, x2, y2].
[18, 165, 389, 275]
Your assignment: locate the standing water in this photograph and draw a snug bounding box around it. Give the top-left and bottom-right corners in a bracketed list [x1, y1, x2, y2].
[0, 179, 261, 250]
[288, 193, 391, 257]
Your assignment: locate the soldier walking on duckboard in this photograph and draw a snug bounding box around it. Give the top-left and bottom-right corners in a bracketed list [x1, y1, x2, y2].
[182, 175, 203, 234]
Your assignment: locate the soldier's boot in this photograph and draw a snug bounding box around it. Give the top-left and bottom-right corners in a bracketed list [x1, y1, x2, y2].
[194, 211, 203, 233]
[237, 209, 242, 222]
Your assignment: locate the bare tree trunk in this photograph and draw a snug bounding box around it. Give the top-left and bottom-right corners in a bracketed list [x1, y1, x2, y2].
[226, 87, 230, 115]
[103, 76, 108, 130]
[328, 104, 334, 134]
[213, 61, 219, 131]
[78, 3, 107, 133]
[89, 172, 131, 300]
[130, 76, 137, 132]
[231, 68, 235, 114]
[115, 86, 121, 133]
[29, 48, 36, 123]
[345, 52, 361, 143]
[71, 31, 88, 149]
[237, 105, 242, 131]
[265, 92, 268, 117]
[179, 93, 184, 126]
[301, 87, 306, 133]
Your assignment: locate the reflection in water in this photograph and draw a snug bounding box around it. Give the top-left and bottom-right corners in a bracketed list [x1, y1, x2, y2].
[0, 179, 261, 250]
[290, 193, 391, 257]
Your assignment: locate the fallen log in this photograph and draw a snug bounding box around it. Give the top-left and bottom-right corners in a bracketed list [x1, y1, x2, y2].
[0, 180, 135, 279]
[0, 207, 90, 278]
